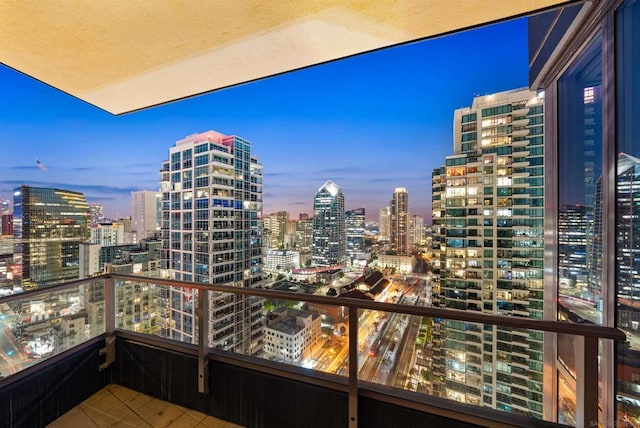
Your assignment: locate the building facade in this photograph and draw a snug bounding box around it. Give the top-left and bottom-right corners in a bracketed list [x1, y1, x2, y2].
[131, 190, 161, 242]
[378, 206, 391, 241]
[91, 221, 126, 246]
[311, 180, 346, 267]
[390, 187, 409, 255]
[160, 130, 264, 355]
[13, 185, 90, 290]
[263, 307, 321, 363]
[264, 248, 300, 274]
[409, 214, 424, 247]
[431, 88, 545, 417]
[345, 207, 365, 264]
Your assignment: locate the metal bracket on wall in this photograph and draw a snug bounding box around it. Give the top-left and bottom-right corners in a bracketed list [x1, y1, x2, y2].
[99, 335, 116, 371]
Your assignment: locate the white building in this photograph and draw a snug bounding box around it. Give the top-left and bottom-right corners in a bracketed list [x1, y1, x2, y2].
[377, 254, 415, 274]
[161, 130, 264, 355]
[131, 190, 161, 242]
[265, 249, 300, 274]
[91, 221, 125, 246]
[263, 307, 321, 363]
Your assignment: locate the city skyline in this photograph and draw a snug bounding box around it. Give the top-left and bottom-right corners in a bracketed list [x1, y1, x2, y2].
[0, 17, 529, 220]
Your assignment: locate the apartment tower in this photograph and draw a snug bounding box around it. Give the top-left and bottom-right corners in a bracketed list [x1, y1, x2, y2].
[390, 187, 409, 255]
[431, 88, 545, 418]
[131, 190, 161, 242]
[161, 130, 264, 355]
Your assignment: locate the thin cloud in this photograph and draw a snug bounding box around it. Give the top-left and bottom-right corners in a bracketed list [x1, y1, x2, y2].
[313, 167, 363, 174]
[0, 180, 138, 196]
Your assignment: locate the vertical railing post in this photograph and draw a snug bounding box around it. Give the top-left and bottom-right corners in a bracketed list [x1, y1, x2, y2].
[198, 288, 210, 394]
[576, 335, 599, 428]
[104, 275, 115, 336]
[99, 274, 116, 371]
[348, 305, 359, 428]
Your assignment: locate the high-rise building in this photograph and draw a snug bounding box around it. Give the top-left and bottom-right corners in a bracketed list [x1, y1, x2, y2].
[89, 203, 104, 225]
[390, 187, 409, 255]
[91, 221, 126, 246]
[131, 190, 161, 242]
[345, 208, 365, 264]
[431, 88, 545, 417]
[615, 153, 640, 328]
[1, 214, 13, 236]
[0, 199, 11, 215]
[160, 130, 264, 354]
[409, 214, 424, 246]
[558, 204, 589, 291]
[13, 185, 90, 290]
[263, 211, 289, 249]
[378, 206, 390, 241]
[312, 180, 346, 267]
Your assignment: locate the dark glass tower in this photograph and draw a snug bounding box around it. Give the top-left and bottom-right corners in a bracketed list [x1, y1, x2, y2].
[13, 185, 90, 290]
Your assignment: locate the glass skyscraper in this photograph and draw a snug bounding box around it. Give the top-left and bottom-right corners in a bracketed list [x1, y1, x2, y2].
[13, 185, 90, 290]
[312, 180, 346, 267]
[345, 207, 365, 264]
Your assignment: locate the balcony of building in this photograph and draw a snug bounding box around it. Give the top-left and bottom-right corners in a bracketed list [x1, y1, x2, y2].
[0, 273, 624, 427]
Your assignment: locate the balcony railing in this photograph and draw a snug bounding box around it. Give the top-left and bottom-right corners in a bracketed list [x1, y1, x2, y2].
[0, 273, 626, 427]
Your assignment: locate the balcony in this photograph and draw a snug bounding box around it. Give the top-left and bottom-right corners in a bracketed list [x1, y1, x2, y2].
[0, 273, 624, 427]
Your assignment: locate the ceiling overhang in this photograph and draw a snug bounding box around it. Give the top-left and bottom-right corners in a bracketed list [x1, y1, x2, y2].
[0, 1, 572, 115]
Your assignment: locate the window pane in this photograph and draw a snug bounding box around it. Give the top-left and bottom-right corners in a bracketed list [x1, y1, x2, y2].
[616, 0, 640, 424]
[557, 33, 603, 426]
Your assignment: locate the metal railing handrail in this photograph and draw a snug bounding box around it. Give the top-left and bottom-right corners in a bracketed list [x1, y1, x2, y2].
[107, 273, 626, 341]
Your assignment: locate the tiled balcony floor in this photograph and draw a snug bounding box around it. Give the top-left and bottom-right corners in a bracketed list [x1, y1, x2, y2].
[47, 384, 243, 428]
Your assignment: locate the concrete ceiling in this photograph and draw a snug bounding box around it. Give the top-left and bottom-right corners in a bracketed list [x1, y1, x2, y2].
[0, 1, 571, 115]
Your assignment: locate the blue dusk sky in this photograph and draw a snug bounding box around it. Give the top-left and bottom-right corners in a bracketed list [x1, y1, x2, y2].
[0, 17, 529, 221]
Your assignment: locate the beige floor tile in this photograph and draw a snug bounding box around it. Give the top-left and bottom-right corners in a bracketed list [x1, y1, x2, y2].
[166, 412, 203, 428]
[184, 409, 208, 423]
[84, 390, 121, 412]
[135, 397, 171, 420]
[123, 391, 154, 410]
[146, 403, 185, 428]
[110, 402, 146, 426]
[78, 404, 120, 427]
[47, 407, 98, 428]
[108, 384, 140, 402]
[199, 415, 231, 428]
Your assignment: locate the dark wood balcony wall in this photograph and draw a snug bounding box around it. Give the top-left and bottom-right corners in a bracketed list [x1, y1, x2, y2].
[111, 337, 483, 428]
[0, 340, 108, 428]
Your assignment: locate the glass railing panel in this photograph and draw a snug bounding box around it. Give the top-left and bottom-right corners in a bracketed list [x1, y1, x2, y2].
[358, 311, 553, 422]
[114, 278, 199, 346]
[0, 278, 105, 378]
[113, 278, 164, 336]
[358, 309, 427, 390]
[238, 293, 348, 377]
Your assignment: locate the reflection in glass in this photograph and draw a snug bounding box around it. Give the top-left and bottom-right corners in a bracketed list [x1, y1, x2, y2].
[617, 0, 640, 425]
[0, 280, 105, 378]
[557, 33, 602, 426]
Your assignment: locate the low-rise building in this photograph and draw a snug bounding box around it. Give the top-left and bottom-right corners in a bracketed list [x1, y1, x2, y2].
[263, 307, 321, 363]
[377, 254, 416, 274]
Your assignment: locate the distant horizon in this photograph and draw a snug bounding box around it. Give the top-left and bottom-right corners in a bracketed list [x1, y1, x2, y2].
[0, 17, 530, 222]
